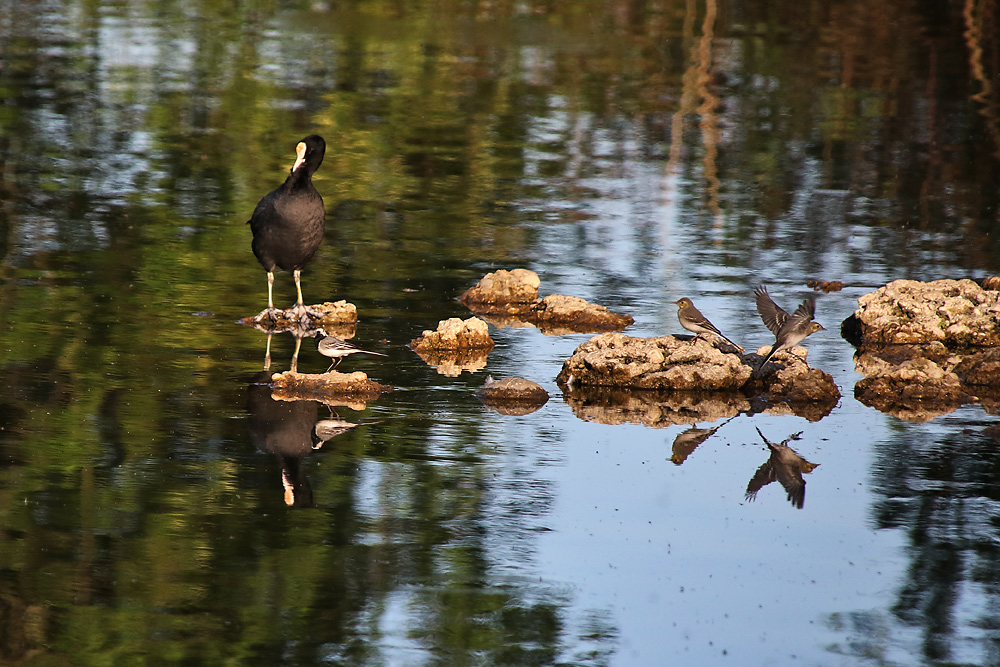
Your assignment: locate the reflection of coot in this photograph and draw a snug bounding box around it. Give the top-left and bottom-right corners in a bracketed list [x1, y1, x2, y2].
[246, 371, 321, 507]
[248, 135, 326, 323]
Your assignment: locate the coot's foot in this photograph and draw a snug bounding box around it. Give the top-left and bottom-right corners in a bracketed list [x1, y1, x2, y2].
[287, 303, 325, 324]
[253, 307, 284, 324]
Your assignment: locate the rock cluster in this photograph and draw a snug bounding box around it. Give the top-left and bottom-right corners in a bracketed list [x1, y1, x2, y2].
[845, 279, 1000, 421]
[460, 269, 633, 334]
[553, 332, 840, 424]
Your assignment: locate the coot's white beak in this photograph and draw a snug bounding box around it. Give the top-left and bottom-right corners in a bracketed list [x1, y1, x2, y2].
[291, 141, 307, 172]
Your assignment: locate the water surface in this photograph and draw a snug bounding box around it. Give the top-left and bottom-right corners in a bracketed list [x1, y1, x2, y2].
[2, 1, 1000, 664]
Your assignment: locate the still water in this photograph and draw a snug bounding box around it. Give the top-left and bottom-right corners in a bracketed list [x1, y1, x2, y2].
[2, 1, 1000, 664]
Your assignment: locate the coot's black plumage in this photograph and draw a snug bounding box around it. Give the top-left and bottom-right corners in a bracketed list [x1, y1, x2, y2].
[248, 134, 327, 323]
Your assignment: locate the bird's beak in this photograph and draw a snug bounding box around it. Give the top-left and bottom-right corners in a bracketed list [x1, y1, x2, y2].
[291, 141, 307, 172]
[282, 470, 295, 506]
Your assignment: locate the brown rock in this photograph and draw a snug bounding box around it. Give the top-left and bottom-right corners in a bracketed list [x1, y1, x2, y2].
[852, 279, 1000, 346]
[271, 370, 392, 404]
[459, 269, 540, 306]
[475, 377, 549, 415]
[952, 348, 1000, 386]
[762, 367, 839, 421]
[459, 270, 634, 334]
[854, 357, 978, 422]
[556, 332, 751, 391]
[806, 279, 844, 293]
[409, 316, 495, 351]
[528, 294, 634, 334]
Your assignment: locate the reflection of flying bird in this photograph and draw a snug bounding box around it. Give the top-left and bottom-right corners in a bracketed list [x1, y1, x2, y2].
[673, 298, 744, 353]
[753, 285, 824, 374]
[670, 416, 735, 465]
[248, 135, 327, 324]
[745, 427, 818, 509]
[316, 334, 387, 372]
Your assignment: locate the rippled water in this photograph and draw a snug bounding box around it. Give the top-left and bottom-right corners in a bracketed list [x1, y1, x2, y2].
[2, 1, 1000, 665]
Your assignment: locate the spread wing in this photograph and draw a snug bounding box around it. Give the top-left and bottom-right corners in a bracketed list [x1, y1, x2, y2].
[774, 462, 807, 509]
[790, 296, 816, 322]
[745, 460, 777, 502]
[755, 285, 789, 335]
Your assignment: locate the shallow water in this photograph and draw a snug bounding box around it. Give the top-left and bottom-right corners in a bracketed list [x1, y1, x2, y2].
[2, 1, 1000, 664]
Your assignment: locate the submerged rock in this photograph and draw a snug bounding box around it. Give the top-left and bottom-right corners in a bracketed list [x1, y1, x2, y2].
[475, 376, 549, 415]
[409, 316, 495, 351]
[854, 357, 977, 423]
[851, 345, 979, 422]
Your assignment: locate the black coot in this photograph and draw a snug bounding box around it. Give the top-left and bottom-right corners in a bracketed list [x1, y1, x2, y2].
[248, 134, 327, 323]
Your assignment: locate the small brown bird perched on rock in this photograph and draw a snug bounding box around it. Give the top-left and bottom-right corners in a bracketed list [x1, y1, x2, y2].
[673, 297, 744, 352]
[248, 135, 327, 324]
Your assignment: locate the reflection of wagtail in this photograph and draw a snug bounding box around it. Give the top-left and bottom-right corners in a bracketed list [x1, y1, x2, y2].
[673, 297, 744, 352]
[316, 335, 386, 372]
[753, 285, 824, 372]
[745, 427, 818, 509]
